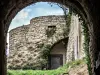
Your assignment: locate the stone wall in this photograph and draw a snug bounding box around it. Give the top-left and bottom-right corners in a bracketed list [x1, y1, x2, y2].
[0, 0, 100, 74]
[66, 13, 85, 62]
[7, 15, 69, 69]
[7, 15, 85, 69]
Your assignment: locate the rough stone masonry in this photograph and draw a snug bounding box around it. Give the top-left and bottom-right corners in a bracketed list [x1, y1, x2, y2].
[7, 14, 85, 69]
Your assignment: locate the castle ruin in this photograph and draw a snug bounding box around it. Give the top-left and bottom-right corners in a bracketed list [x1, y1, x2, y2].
[7, 14, 85, 69]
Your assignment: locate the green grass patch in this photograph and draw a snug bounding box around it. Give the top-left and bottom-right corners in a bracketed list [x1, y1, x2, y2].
[7, 59, 85, 75]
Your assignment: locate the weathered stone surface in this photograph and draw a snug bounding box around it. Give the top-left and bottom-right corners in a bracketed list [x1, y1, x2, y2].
[8, 15, 69, 69]
[0, 0, 100, 75]
[68, 63, 88, 75]
[7, 15, 85, 69]
[66, 14, 85, 62]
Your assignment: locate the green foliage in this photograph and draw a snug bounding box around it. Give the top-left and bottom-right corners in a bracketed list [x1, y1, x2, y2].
[40, 44, 51, 60]
[63, 13, 71, 37]
[7, 59, 85, 75]
[82, 21, 92, 75]
[37, 43, 52, 67]
[22, 63, 39, 70]
[8, 63, 38, 70]
[37, 43, 44, 48]
[37, 43, 51, 60]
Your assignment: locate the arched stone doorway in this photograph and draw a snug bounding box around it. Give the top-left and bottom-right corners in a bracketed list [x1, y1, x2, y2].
[49, 38, 68, 69]
[0, 0, 100, 75]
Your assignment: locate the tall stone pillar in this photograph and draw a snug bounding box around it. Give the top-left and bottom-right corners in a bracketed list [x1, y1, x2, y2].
[66, 14, 79, 62]
[66, 14, 85, 62]
[0, 22, 6, 75]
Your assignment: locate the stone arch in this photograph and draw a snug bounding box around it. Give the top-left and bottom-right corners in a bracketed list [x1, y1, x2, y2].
[49, 37, 68, 69]
[0, 0, 100, 75]
[50, 37, 68, 49]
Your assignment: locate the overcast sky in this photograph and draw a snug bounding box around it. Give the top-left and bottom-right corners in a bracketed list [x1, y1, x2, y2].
[7, 2, 68, 55]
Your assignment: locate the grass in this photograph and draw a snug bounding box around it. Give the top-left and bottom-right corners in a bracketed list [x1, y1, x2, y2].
[7, 59, 85, 75]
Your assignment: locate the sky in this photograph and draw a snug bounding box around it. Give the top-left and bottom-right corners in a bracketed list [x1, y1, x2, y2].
[7, 2, 68, 55]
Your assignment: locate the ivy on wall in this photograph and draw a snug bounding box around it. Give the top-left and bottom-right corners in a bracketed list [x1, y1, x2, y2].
[63, 13, 71, 37]
[39, 44, 51, 61]
[69, 6, 92, 74]
[82, 20, 92, 75]
[37, 43, 51, 69]
[48, 3, 71, 37]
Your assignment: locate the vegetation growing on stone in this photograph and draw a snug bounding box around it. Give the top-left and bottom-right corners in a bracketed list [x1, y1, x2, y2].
[37, 43, 51, 67]
[8, 16, 69, 70]
[82, 20, 92, 75]
[40, 44, 51, 60]
[8, 13, 85, 73]
[7, 59, 86, 75]
[63, 13, 71, 37]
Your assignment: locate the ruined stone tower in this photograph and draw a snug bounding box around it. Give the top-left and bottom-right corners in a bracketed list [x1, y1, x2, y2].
[7, 14, 85, 69]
